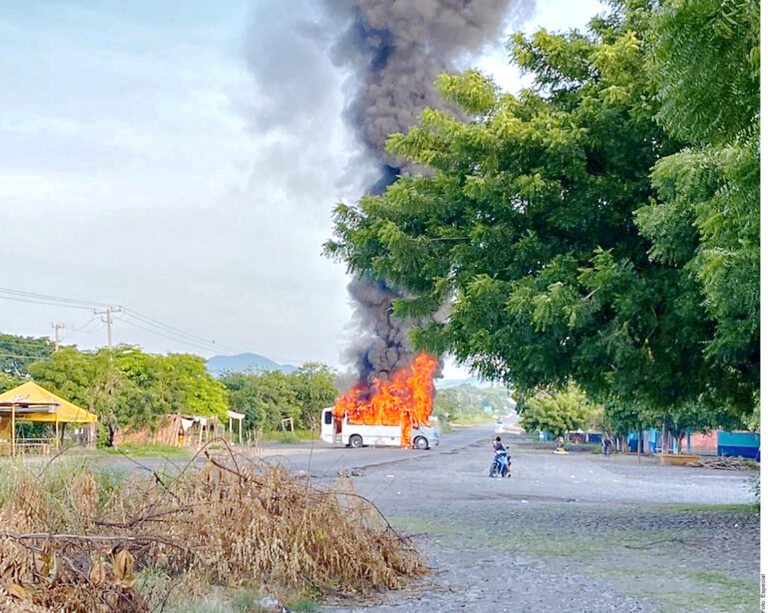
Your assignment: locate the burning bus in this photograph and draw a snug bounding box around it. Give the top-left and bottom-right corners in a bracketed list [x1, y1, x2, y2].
[320, 407, 438, 449]
[321, 353, 440, 449]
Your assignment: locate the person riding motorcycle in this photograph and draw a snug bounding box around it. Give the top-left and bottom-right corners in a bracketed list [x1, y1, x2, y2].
[490, 436, 511, 477]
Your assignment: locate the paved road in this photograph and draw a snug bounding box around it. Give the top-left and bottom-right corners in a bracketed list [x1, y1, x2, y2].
[247, 423, 753, 507]
[53, 425, 490, 482]
[244, 423, 492, 478]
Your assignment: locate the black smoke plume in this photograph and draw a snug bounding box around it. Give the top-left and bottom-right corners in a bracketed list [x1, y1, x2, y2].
[342, 278, 416, 386]
[324, 0, 534, 383]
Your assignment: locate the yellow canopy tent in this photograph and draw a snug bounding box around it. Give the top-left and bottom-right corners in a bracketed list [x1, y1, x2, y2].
[0, 381, 98, 455]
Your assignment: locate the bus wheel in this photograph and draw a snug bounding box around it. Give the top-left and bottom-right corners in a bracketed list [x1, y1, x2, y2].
[349, 434, 363, 448]
[413, 436, 429, 450]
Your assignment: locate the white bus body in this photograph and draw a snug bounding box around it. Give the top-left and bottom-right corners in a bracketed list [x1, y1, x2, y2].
[320, 407, 438, 449]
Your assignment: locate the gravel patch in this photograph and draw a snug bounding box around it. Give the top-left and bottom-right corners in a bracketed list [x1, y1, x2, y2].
[320, 430, 759, 613]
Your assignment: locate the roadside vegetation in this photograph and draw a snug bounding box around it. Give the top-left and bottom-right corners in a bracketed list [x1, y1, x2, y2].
[100, 442, 194, 458]
[0, 338, 338, 446]
[258, 428, 320, 444]
[517, 380, 603, 441]
[0, 450, 427, 612]
[432, 384, 512, 431]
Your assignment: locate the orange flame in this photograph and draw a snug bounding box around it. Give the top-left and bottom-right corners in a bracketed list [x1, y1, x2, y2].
[334, 353, 438, 448]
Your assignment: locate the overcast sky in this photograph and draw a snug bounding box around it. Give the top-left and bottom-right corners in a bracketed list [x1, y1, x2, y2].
[1, 0, 602, 377]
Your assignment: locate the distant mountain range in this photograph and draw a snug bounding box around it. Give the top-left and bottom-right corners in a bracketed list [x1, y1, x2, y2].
[206, 353, 297, 375]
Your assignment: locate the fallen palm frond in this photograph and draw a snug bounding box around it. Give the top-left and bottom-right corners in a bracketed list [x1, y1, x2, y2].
[0, 443, 427, 611]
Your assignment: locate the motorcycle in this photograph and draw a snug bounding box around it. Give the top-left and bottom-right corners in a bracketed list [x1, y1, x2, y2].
[489, 449, 511, 478]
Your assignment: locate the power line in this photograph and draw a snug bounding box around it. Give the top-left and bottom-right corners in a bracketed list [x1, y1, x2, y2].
[0, 286, 249, 355]
[116, 317, 232, 355]
[121, 309, 245, 354]
[0, 294, 95, 311]
[122, 309, 218, 345]
[0, 287, 111, 310]
[94, 307, 122, 349]
[0, 315, 98, 350]
[71, 316, 101, 332]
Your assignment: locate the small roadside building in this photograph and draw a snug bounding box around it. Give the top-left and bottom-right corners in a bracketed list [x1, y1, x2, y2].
[0, 381, 98, 455]
[114, 410, 245, 448]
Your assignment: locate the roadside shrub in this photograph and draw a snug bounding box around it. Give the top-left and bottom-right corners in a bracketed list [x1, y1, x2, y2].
[0, 451, 426, 611]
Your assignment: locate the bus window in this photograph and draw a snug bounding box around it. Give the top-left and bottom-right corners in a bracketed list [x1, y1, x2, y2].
[324, 410, 333, 425]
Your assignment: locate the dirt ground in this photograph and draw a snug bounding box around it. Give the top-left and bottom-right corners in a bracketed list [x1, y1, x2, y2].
[50, 426, 758, 612]
[316, 428, 760, 613]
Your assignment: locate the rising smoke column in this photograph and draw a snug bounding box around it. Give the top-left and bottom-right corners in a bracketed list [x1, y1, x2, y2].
[323, 0, 533, 383]
[343, 277, 416, 387]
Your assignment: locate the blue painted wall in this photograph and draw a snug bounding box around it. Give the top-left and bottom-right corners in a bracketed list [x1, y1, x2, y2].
[717, 431, 759, 461]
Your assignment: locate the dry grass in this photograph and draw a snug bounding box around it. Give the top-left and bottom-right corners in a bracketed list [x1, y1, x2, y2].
[0, 443, 427, 612]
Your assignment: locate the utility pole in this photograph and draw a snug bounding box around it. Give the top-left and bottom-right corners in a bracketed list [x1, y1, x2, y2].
[93, 307, 122, 349]
[51, 322, 64, 352]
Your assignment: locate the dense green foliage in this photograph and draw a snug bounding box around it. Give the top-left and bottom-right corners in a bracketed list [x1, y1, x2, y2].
[0, 333, 53, 377]
[220, 362, 338, 433]
[0, 331, 341, 443]
[27, 345, 229, 443]
[433, 384, 512, 425]
[636, 0, 759, 409]
[519, 380, 603, 439]
[648, 0, 759, 145]
[0, 371, 22, 392]
[325, 0, 759, 434]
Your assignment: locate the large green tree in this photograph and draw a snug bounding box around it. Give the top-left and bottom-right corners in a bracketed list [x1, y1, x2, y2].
[221, 363, 338, 433]
[28, 347, 137, 443]
[221, 371, 267, 431]
[325, 0, 757, 426]
[29, 346, 228, 444]
[0, 333, 53, 377]
[519, 380, 603, 440]
[290, 362, 339, 430]
[147, 353, 229, 421]
[635, 0, 759, 412]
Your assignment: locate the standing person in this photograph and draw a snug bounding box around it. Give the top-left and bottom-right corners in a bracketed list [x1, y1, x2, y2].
[602, 435, 612, 456]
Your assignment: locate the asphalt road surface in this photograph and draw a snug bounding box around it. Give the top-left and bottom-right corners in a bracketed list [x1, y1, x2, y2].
[247, 422, 488, 479]
[250, 422, 753, 507]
